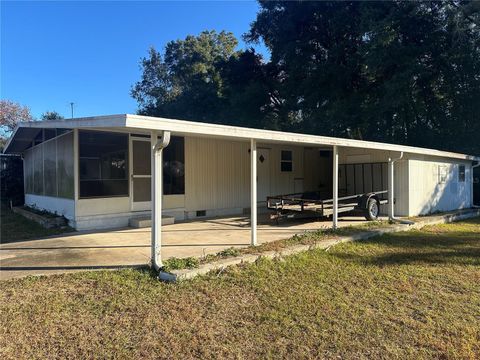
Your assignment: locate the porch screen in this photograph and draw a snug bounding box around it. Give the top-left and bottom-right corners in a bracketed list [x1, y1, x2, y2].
[23, 131, 74, 199]
[79, 131, 128, 198]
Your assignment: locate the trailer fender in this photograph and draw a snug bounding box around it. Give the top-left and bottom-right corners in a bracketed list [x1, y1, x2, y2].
[357, 193, 380, 210]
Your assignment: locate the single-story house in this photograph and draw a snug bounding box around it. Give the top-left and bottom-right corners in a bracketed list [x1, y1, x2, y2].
[4, 114, 479, 268]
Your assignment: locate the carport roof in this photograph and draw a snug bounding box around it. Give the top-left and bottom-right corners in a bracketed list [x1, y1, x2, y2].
[3, 114, 479, 161]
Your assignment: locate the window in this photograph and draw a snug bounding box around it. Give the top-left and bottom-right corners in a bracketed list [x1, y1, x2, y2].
[281, 150, 293, 172]
[79, 131, 128, 198]
[438, 165, 447, 184]
[163, 136, 185, 195]
[458, 165, 465, 182]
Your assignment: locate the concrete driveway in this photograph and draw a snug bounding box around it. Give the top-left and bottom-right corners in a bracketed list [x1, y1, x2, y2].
[0, 214, 383, 280]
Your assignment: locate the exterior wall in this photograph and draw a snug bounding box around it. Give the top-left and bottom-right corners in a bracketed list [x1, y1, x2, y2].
[183, 137, 303, 218]
[407, 156, 472, 215]
[184, 137, 250, 214]
[265, 143, 305, 196]
[303, 148, 332, 195]
[394, 160, 409, 216]
[25, 194, 75, 223]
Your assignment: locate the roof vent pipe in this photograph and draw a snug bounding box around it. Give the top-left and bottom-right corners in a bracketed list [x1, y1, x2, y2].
[388, 152, 414, 225]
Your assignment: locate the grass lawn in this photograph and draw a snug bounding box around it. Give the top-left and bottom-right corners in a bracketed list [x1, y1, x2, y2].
[1, 219, 479, 359]
[0, 202, 73, 243]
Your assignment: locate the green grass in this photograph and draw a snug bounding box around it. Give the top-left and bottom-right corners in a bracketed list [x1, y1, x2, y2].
[0, 202, 73, 243]
[1, 219, 479, 359]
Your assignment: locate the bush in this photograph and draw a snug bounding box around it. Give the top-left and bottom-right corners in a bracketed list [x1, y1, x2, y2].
[0, 154, 24, 206]
[163, 257, 199, 272]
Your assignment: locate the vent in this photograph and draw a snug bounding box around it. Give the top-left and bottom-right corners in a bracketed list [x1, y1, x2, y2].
[196, 210, 206, 217]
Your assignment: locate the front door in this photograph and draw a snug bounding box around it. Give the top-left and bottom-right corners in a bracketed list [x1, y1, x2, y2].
[130, 138, 151, 211]
[257, 148, 271, 202]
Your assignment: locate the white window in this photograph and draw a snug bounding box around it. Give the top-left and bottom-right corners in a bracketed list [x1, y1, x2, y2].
[281, 150, 293, 172]
[458, 165, 465, 182]
[438, 165, 447, 184]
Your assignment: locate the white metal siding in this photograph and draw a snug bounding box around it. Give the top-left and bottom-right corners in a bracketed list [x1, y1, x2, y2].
[408, 157, 472, 215]
[185, 137, 250, 211]
[394, 161, 409, 216]
[184, 137, 303, 213]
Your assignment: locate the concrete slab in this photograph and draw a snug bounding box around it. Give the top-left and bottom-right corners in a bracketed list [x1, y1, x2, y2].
[0, 213, 383, 280]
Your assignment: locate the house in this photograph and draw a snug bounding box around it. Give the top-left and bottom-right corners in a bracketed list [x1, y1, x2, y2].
[3, 114, 479, 268]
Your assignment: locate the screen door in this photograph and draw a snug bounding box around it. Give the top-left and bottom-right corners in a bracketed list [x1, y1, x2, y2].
[131, 138, 151, 211]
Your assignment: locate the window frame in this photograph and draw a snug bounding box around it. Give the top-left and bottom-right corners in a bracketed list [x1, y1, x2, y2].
[78, 130, 130, 199]
[438, 165, 447, 184]
[458, 164, 466, 183]
[280, 150, 293, 173]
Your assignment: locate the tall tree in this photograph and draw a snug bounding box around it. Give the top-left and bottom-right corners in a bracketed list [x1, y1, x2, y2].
[131, 30, 238, 123]
[247, 1, 480, 153]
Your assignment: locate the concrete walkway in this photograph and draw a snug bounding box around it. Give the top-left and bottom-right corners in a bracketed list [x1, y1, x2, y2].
[0, 214, 383, 280]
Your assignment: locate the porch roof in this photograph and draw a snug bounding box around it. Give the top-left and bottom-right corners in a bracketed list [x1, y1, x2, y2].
[3, 113, 479, 161]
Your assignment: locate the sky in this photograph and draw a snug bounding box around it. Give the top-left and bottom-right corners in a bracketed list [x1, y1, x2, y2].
[1, 0, 267, 119]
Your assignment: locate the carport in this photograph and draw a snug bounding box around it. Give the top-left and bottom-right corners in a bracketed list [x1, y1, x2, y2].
[4, 114, 477, 274]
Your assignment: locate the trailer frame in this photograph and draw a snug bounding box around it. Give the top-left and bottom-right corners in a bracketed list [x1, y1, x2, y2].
[267, 161, 390, 222]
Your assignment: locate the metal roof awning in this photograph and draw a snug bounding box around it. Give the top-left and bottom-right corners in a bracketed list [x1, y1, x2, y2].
[3, 114, 479, 161]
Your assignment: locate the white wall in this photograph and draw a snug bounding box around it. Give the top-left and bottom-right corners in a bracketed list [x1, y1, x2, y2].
[184, 137, 303, 216]
[25, 194, 75, 222]
[408, 157, 471, 215]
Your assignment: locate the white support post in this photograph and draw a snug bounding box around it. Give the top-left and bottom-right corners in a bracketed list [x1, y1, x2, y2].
[250, 138, 257, 246]
[151, 130, 171, 271]
[332, 145, 339, 230]
[388, 158, 394, 219]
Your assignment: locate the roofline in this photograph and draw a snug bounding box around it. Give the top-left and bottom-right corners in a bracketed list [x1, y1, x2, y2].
[4, 113, 479, 161]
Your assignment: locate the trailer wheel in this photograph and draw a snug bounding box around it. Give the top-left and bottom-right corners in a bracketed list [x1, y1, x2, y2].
[365, 198, 379, 221]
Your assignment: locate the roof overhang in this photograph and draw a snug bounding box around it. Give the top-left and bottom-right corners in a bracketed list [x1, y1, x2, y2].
[3, 114, 479, 162]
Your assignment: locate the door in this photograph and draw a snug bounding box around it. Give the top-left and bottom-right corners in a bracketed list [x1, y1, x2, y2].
[257, 148, 271, 202]
[130, 138, 151, 211]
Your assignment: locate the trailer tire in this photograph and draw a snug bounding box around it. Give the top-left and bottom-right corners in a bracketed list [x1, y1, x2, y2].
[365, 198, 379, 221]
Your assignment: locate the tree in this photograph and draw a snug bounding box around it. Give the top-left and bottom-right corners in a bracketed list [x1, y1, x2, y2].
[0, 100, 33, 150]
[247, 1, 480, 153]
[131, 2, 480, 154]
[131, 30, 239, 123]
[41, 111, 64, 120]
[0, 100, 32, 135]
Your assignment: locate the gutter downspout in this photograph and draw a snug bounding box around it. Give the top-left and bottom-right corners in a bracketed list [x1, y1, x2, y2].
[151, 131, 171, 272]
[472, 161, 480, 208]
[388, 151, 415, 225]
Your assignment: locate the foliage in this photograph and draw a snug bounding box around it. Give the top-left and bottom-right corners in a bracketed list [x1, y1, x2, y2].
[162, 256, 199, 272]
[131, 31, 274, 128]
[0, 100, 32, 145]
[215, 246, 240, 258]
[132, 30, 237, 123]
[0, 155, 24, 206]
[132, 1, 480, 154]
[0, 201, 73, 243]
[40, 111, 64, 120]
[1, 219, 479, 358]
[246, 1, 480, 153]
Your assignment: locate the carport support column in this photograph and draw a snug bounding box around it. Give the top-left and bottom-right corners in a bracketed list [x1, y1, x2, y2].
[388, 152, 404, 220]
[151, 130, 171, 271]
[332, 145, 339, 230]
[388, 159, 394, 219]
[250, 138, 257, 246]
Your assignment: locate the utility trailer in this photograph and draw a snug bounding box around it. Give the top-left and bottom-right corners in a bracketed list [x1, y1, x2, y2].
[267, 162, 389, 222]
